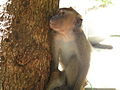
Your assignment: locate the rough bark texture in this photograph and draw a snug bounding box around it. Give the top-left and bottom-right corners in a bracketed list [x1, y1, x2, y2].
[0, 0, 59, 90]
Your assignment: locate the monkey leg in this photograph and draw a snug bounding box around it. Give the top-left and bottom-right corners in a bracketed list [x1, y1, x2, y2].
[65, 56, 80, 89]
[46, 70, 66, 90]
[73, 65, 89, 90]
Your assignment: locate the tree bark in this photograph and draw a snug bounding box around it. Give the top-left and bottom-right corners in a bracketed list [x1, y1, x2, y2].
[0, 0, 59, 90]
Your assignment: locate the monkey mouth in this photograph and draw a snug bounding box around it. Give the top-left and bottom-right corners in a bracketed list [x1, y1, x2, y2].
[49, 21, 58, 29]
[49, 22, 55, 28]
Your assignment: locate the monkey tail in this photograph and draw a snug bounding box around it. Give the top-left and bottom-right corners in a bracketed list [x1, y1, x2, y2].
[91, 43, 113, 49]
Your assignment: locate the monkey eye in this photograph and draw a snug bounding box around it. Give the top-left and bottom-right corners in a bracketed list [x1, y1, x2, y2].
[61, 11, 65, 15]
[58, 10, 65, 16]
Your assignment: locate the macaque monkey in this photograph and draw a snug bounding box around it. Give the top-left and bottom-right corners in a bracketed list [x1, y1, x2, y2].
[47, 7, 91, 90]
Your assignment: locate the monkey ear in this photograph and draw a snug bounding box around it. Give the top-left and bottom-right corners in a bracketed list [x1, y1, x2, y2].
[70, 7, 73, 9]
[69, 7, 74, 10]
[74, 16, 83, 27]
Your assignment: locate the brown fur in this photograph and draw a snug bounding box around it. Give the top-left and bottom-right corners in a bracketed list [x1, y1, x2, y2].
[46, 7, 91, 90]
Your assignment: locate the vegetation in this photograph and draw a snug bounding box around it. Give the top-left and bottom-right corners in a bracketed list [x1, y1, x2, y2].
[96, 0, 112, 6]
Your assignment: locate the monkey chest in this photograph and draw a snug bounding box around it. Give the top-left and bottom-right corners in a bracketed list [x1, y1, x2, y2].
[60, 42, 77, 60]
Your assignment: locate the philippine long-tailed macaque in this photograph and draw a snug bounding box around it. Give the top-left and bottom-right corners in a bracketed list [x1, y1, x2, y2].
[46, 7, 91, 90]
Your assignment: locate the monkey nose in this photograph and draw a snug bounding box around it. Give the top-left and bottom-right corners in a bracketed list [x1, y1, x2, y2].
[49, 21, 53, 26]
[49, 20, 55, 25]
[49, 21, 55, 28]
[50, 20, 53, 24]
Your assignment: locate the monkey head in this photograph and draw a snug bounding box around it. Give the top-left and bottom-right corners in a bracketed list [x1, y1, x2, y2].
[50, 7, 83, 34]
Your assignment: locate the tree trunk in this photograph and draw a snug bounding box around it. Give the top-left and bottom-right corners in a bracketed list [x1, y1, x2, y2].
[0, 0, 59, 90]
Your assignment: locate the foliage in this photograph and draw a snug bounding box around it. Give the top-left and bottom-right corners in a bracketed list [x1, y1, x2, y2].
[96, 0, 112, 6]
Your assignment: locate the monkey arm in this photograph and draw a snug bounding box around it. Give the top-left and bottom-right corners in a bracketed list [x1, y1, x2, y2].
[46, 48, 65, 90]
[51, 40, 61, 72]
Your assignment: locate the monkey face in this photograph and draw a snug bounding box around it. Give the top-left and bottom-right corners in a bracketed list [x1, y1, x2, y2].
[50, 7, 83, 34]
